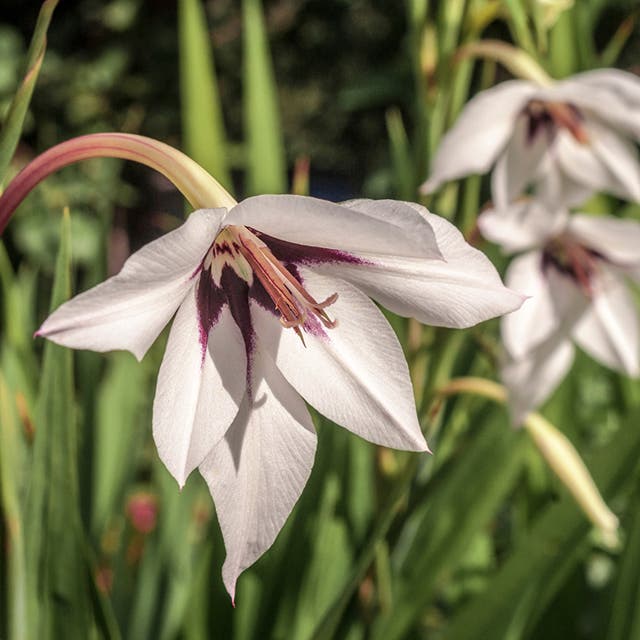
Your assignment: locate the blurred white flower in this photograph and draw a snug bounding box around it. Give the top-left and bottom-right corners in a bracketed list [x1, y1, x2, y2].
[480, 200, 640, 424]
[421, 69, 640, 208]
[37, 194, 522, 600]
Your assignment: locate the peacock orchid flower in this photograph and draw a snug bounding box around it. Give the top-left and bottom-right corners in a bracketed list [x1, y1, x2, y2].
[479, 200, 640, 425]
[0, 133, 523, 600]
[420, 69, 640, 209]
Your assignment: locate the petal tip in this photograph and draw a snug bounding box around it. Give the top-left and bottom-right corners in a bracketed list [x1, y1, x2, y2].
[223, 572, 238, 605]
[419, 178, 435, 194]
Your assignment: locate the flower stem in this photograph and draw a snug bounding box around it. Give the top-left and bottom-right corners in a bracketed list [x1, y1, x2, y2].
[0, 133, 237, 234]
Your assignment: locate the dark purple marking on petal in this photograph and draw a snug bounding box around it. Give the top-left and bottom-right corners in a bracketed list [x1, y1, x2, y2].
[526, 109, 556, 145]
[213, 239, 242, 257]
[196, 273, 226, 365]
[220, 265, 256, 393]
[251, 229, 368, 267]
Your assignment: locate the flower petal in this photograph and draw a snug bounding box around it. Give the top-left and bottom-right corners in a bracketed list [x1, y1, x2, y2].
[502, 251, 558, 359]
[420, 80, 536, 193]
[478, 201, 567, 253]
[554, 124, 640, 203]
[535, 164, 594, 209]
[502, 251, 587, 359]
[491, 113, 551, 209]
[553, 130, 615, 198]
[226, 194, 441, 259]
[320, 209, 524, 327]
[551, 69, 640, 139]
[199, 352, 316, 602]
[573, 267, 640, 376]
[153, 290, 247, 487]
[337, 198, 442, 259]
[568, 214, 640, 266]
[587, 119, 640, 202]
[36, 208, 226, 360]
[502, 334, 575, 426]
[252, 268, 428, 451]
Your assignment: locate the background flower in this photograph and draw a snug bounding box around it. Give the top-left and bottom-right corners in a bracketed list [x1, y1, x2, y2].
[421, 70, 640, 209]
[481, 201, 640, 423]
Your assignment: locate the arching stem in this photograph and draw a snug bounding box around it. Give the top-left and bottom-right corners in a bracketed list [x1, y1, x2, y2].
[0, 132, 237, 234]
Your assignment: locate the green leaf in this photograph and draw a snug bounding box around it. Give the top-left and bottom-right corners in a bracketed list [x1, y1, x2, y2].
[0, 0, 58, 185]
[291, 473, 352, 639]
[243, 0, 287, 195]
[91, 353, 150, 535]
[178, 0, 232, 191]
[0, 370, 28, 640]
[503, 0, 538, 57]
[606, 489, 640, 640]
[445, 411, 640, 640]
[385, 108, 415, 201]
[371, 406, 528, 640]
[548, 9, 579, 77]
[26, 209, 95, 637]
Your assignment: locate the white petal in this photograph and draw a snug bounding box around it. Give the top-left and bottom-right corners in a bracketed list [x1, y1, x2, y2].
[503, 253, 588, 360]
[502, 251, 558, 359]
[226, 194, 441, 259]
[478, 201, 567, 253]
[491, 113, 551, 209]
[502, 335, 575, 426]
[420, 80, 536, 192]
[37, 208, 226, 360]
[153, 292, 247, 487]
[568, 214, 640, 266]
[573, 267, 640, 376]
[320, 210, 524, 327]
[199, 352, 316, 601]
[553, 130, 616, 198]
[338, 198, 442, 259]
[534, 167, 593, 209]
[252, 269, 428, 451]
[550, 70, 640, 139]
[554, 124, 640, 203]
[588, 119, 640, 202]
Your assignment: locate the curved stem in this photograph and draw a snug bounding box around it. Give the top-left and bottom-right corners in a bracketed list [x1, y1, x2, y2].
[0, 133, 237, 234]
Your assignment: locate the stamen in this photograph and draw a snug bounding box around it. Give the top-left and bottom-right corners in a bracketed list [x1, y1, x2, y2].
[526, 100, 589, 145]
[545, 102, 589, 144]
[231, 227, 339, 339]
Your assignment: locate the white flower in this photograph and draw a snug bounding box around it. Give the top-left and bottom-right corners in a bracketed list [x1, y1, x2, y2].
[480, 201, 640, 424]
[421, 69, 640, 208]
[37, 194, 522, 599]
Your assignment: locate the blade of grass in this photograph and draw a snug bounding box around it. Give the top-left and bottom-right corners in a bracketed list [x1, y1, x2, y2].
[503, 0, 537, 57]
[600, 12, 637, 67]
[0, 0, 58, 185]
[386, 108, 416, 201]
[371, 405, 528, 640]
[243, 0, 287, 195]
[445, 410, 640, 639]
[26, 209, 94, 636]
[0, 370, 28, 640]
[178, 0, 232, 191]
[606, 488, 640, 640]
[91, 353, 150, 535]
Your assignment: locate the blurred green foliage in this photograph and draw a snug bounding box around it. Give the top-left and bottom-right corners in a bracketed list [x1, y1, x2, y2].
[1, 1, 640, 639]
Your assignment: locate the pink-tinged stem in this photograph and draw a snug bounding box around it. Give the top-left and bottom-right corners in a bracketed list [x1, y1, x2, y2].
[0, 132, 236, 235]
